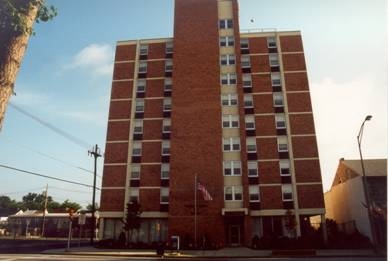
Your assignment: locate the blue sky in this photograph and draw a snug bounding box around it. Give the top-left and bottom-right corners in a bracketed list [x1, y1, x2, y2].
[0, 0, 386, 208]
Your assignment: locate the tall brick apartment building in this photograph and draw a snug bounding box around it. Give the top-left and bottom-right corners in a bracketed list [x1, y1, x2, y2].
[99, 0, 325, 247]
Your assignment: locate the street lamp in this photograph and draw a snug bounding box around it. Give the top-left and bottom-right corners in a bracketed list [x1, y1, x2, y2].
[357, 115, 377, 248]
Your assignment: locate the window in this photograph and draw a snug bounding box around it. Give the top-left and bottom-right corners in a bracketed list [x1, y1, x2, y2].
[132, 142, 142, 156]
[267, 36, 277, 48]
[135, 99, 144, 112]
[242, 74, 252, 88]
[223, 161, 241, 176]
[240, 38, 249, 49]
[138, 61, 147, 73]
[247, 161, 258, 177]
[222, 115, 239, 128]
[244, 94, 254, 108]
[130, 165, 140, 180]
[241, 55, 251, 68]
[160, 187, 169, 204]
[279, 159, 291, 176]
[162, 140, 170, 155]
[275, 114, 286, 129]
[220, 54, 236, 65]
[269, 53, 279, 67]
[277, 136, 288, 152]
[163, 97, 171, 112]
[129, 188, 139, 202]
[133, 120, 143, 134]
[161, 163, 170, 179]
[221, 73, 237, 85]
[249, 186, 260, 202]
[165, 60, 173, 72]
[245, 115, 255, 130]
[271, 73, 281, 87]
[224, 186, 243, 201]
[282, 184, 293, 201]
[164, 78, 172, 92]
[223, 137, 240, 151]
[220, 36, 234, 47]
[162, 118, 171, 133]
[219, 19, 233, 29]
[165, 41, 173, 53]
[136, 79, 146, 93]
[246, 137, 257, 153]
[273, 93, 284, 107]
[221, 94, 238, 106]
[139, 44, 148, 55]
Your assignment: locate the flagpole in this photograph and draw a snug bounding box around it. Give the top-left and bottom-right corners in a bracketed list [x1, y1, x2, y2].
[194, 173, 197, 248]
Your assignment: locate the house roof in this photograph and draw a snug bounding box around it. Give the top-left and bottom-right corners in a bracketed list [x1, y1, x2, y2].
[343, 159, 387, 177]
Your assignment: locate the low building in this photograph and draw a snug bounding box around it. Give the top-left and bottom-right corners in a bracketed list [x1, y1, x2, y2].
[324, 158, 387, 246]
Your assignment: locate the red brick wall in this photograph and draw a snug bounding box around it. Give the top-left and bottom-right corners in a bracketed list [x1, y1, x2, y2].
[148, 42, 166, 59]
[108, 100, 131, 119]
[253, 94, 274, 113]
[115, 44, 136, 61]
[252, 74, 272, 92]
[284, 72, 309, 92]
[297, 184, 324, 208]
[111, 81, 133, 99]
[248, 37, 267, 54]
[142, 142, 162, 163]
[143, 120, 162, 140]
[286, 92, 312, 112]
[106, 121, 130, 141]
[279, 35, 304, 52]
[104, 142, 129, 164]
[255, 115, 276, 136]
[250, 55, 270, 72]
[140, 189, 160, 211]
[259, 161, 281, 184]
[261, 186, 283, 209]
[257, 138, 278, 159]
[113, 62, 134, 80]
[289, 114, 315, 135]
[147, 60, 165, 78]
[100, 189, 125, 211]
[282, 53, 306, 71]
[140, 164, 161, 187]
[291, 136, 319, 158]
[102, 165, 127, 187]
[146, 79, 164, 98]
[144, 99, 163, 118]
[294, 159, 322, 183]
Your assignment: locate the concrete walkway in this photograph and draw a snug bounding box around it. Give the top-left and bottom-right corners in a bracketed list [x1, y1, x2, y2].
[43, 246, 382, 258]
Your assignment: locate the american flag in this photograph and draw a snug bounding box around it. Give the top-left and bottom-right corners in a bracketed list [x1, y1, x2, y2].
[197, 182, 213, 201]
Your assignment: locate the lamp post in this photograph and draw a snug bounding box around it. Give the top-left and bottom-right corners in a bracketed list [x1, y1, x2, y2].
[357, 115, 377, 248]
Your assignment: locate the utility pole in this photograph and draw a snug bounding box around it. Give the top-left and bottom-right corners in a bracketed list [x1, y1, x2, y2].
[88, 144, 101, 246]
[41, 184, 48, 237]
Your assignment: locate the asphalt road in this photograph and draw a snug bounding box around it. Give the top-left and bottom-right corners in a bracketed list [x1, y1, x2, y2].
[0, 239, 89, 254]
[0, 255, 386, 261]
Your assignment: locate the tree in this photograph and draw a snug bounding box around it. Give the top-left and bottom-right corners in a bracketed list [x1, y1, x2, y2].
[122, 200, 142, 247]
[284, 209, 297, 238]
[0, 195, 18, 211]
[86, 202, 99, 211]
[0, 0, 57, 130]
[60, 199, 81, 212]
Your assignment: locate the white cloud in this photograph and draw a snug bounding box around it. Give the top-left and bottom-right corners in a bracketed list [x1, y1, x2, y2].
[310, 74, 387, 191]
[65, 44, 114, 76]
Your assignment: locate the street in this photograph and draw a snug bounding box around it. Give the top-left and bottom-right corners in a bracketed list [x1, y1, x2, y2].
[0, 255, 386, 261]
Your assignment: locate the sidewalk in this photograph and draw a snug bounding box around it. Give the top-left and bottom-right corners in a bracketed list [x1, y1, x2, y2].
[43, 246, 381, 258]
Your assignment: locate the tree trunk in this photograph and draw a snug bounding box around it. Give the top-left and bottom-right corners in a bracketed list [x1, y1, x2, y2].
[0, 0, 41, 130]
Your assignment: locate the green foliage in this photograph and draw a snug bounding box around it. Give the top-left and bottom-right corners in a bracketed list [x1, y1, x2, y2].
[122, 200, 142, 244]
[60, 199, 81, 212]
[86, 202, 100, 211]
[0, 0, 57, 36]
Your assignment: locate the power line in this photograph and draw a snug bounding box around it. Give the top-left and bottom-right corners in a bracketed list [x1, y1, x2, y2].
[9, 102, 93, 150]
[2, 137, 101, 178]
[0, 163, 101, 190]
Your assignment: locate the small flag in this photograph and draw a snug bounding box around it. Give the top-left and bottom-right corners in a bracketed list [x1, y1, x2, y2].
[197, 182, 213, 201]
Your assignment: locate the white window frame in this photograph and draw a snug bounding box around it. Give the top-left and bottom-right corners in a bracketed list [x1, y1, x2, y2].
[160, 187, 169, 204]
[163, 97, 172, 112]
[223, 160, 241, 176]
[271, 73, 281, 87]
[220, 36, 234, 47]
[273, 93, 284, 107]
[282, 184, 293, 201]
[269, 53, 279, 67]
[133, 120, 143, 134]
[247, 161, 258, 177]
[132, 142, 142, 156]
[242, 74, 252, 88]
[164, 78, 172, 92]
[129, 188, 139, 203]
[136, 79, 146, 93]
[139, 44, 148, 55]
[267, 36, 277, 48]
[249, 185, 260, 202]
[246, 137, 257, 153]
[165, 41, 173, 54]
[135, 99, 145, 112]
[240, 38, 249, 49]
[224, 186, 243, 201]
[161, 140, 170, 156]
[277, 136, 288, 152]
[279, 159, 291, 176]
[161, 163, 170, 179]
[219, 19, 233, 29]
[130, 165, 141, 180]
[222, 115, 239, 128]
[244, 94, 254, 108]
[245, 115, 255, 130]
[138, 61, 147, 73]
[165, 59, 173, 72]
[275, 114, 286, 129]
[241, 55, 251, 68]
[221, 73, 237, 85]
[162, 118, 171, 133]
[223, 137, 240, 152]
[220, 54, 236, 66]
[221, 94, 238, 106]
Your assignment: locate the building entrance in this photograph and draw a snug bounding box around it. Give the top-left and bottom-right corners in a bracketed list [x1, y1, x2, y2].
[229, 225, 241, 246]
